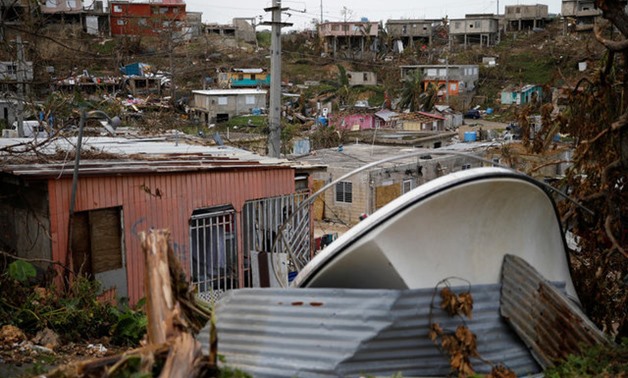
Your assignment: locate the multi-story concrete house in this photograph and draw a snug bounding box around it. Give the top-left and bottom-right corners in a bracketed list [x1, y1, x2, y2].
[385, 19, 441, 48]
[400, 64, 479, 97]
[561, 0, 600, 31]
[109, 0, 187, 37]
[449, 14, 499, 47]
[504, 4, 549, 31]
[204, 18, 257, 44]
[318, 20, 379, 57]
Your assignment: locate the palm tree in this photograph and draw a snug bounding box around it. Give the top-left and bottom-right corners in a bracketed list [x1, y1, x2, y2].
[398, 70, 437, 112]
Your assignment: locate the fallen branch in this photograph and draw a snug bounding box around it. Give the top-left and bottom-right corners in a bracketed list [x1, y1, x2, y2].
[43, 229, 213, 377]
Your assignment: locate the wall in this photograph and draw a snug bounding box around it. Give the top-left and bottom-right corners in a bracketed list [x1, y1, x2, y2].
[386, 20, 433, 38]
[47, 168, 295, 303]
[194, 92, 267, 122]
[333, 113, 375, 131]
[309, 155, 484, 226]
[450, 18, 498, 35]
[347, 71, 377, 86]
[0, 180, 52, 266]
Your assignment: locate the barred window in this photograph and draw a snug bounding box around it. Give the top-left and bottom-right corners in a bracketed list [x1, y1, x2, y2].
[336, 181, 353, 203]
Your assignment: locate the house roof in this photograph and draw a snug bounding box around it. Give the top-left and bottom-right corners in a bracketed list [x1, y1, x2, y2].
[192, 89, 267, 96]
[374, 109, 399, 121]
[501, 84, 540, 93]
[0, 136, 318, 179]
[232, 68, 265, 74]
[294, 143, 463, 171]
[399, 111, 446, 122]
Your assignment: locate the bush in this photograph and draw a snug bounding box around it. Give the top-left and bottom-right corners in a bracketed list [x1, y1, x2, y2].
[1, 260, 147, 346]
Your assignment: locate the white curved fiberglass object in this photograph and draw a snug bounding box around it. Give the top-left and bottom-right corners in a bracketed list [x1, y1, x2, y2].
[293, 167, 578, 301]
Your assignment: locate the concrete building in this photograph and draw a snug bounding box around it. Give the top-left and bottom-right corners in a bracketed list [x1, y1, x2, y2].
[346, 71, 377, 86]
[399, 64, 479, 97]
[294, 143, 482, 227]
[385, 19, 440, 48]
[109, 0, 187, 37]
[191, 88, 267, 124]
[504, 4, 549, 31]
[449, 14, 499, 47]
[318, 20, 379, 57]
[562, 0, 600, 31]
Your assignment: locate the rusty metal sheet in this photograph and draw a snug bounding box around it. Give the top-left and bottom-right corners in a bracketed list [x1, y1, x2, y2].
[500, 254, 611, 368]
[200, 284, 541, 377]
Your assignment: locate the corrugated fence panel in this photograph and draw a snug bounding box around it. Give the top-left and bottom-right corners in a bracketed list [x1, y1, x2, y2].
[201, 284, 542, 377]
[48, 168, 296, 304]
[500, 254, 611, 368]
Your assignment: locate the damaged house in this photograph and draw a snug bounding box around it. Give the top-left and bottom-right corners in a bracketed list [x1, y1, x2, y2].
[449, 14, 500, 47]
[294, 144, 481, 227]
[318, 20, 380, 58]
[504, 4, 550, 31]
[0, 137, 321, 304]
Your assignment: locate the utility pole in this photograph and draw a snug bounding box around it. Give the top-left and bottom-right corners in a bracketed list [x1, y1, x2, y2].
[15, 34, 25, 137]
[263, 0, 292, 158]
[320, 0, 323, 23]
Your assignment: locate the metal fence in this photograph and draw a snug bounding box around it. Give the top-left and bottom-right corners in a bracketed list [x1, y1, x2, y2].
[242, 192, 311, 286]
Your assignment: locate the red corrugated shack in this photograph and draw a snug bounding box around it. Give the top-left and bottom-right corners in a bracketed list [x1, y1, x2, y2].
[0, 137, 321, 304]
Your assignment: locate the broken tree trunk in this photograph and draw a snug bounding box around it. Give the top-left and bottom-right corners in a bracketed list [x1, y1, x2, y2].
[44, 229, 213, 378]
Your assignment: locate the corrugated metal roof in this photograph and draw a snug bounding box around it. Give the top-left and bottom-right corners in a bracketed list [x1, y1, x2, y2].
[192, 89, 268, 96]
[200, 284, 543, 377]
[0, 137, 318, 178]
[500, 254, 611, 368]
[293, 144, 459, 170]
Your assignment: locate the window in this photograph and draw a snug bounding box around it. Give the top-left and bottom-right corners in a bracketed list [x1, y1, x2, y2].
[6, 64, 17, 75]
[116, 19, 126, 25]
[402, 179, 414, 194]
[455, 21, 461, 29]
[250, 74, 256, 80]
[71, 207, 124, 276]
[67, 0, 76, 7]
[332, 24, 339, 31]
[342, 25, 349, 32]
[138, 18, 147, 26]
[245, 95, 256, 105]
[335, 181, 353, 203]
[160, 7, 168, 14]
[238, 74, 244, 80]
[462, 164, 472, 170]
[152, 6, 159, 14]
[217, 97, 228, 105]
[363, 73, 368, 81]
[492, 158, 500, 167]
[113, 5, 122, 12]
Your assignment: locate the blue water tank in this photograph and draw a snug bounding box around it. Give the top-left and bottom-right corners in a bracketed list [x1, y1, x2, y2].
[464, 131, 477, 142]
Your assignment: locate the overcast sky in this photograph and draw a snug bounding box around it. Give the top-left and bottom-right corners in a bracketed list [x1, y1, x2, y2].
[184, 0, 563, 30]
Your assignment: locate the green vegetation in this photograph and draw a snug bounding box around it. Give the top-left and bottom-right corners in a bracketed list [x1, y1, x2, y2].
[1, 260, 147, 346]
[545, 339, 628, 377]
[257, 30, 271, 48]
[218, 115, 267, 131]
